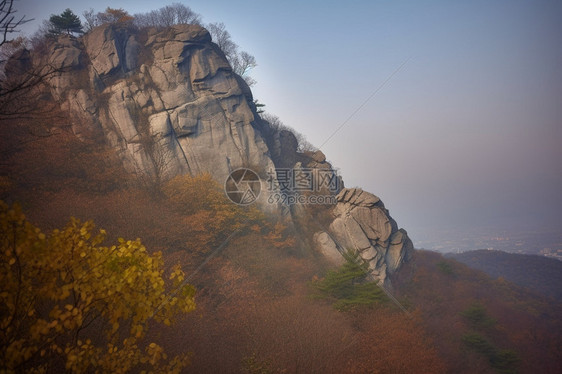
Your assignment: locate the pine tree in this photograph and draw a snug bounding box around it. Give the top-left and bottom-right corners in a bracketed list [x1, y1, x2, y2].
[48, 9, 83, 35]
[311, 250, 387, 310]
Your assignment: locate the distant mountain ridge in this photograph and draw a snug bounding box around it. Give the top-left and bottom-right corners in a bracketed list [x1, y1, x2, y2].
[446, 249, 562, 301]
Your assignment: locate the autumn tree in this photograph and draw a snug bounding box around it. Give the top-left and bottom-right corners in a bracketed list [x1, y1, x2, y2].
[99, 7, 133, 25]
[0, 201, 195, 373]
[48, 9, 83, 35]
[82, 7, 133, 31]
[163, 173, 263, 254]
[347, 308, 447, 373]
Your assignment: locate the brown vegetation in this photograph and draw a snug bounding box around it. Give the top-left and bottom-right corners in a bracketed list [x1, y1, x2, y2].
[392, 250, 562, 374]
[1, 107, 560, 373]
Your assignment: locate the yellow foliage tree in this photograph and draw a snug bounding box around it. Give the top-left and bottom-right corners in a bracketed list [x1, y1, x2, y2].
[163, 174, 264, 253]
[98, 7, 134, 25]
[264, 221, 296, 250]
[0, 201, 195, 373]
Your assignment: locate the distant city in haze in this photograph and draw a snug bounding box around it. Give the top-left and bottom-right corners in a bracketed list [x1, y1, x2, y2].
[414, 225, 562, 261]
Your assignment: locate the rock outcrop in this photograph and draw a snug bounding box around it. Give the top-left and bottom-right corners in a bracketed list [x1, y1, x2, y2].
[22, 23, 413, 284]
[45, 24, 274, 186]
[314, 188, 413, 284]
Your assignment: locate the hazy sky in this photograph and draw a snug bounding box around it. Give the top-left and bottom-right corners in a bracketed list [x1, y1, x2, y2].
[14, 0, 562, 239]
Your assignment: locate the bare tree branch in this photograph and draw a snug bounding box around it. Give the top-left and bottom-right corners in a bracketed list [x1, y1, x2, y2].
[0, 50, 64, 119]
[0, 0, 32, 47]
[206, 22, 237, 61]
[206, 22, 257, 86]
[132, 3, 201, 29]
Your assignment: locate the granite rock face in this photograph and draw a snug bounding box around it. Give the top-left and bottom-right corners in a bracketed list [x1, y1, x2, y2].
[25, 23, 413, 283]
[45, 24, 274, 184]
[314, 188, 413, 284]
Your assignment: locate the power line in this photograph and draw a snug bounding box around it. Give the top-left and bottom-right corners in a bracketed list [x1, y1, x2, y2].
[318, 56, 412, 150]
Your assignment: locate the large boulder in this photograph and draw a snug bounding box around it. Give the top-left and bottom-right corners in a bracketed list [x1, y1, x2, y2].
[314, 188, 413, 284]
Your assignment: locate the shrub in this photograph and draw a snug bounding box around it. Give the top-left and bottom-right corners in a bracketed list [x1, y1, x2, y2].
[311, 250, 386, 310]
[436, 260, 455, 276]
[462, 332, 520, 373]
[162, 173, 263, 254]
[461, 303, 496, 330]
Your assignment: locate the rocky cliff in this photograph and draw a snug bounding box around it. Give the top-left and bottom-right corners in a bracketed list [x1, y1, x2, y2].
[45, 24, 274, 187]
[314, 188, 413, 281]
[20, 23, 412, 284]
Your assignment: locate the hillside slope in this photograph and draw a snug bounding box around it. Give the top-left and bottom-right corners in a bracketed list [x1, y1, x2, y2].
[2, 18, 561, 374]
[3, 22, 413, 283]
[1, 112, 561, 373]
[446, 249, 562, 301]
[392, 250, 562, 374]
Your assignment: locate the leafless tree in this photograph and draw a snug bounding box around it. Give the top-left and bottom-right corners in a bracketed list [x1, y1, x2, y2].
[206, 22, 257, 87]
[0, 50, 62, 120]
[170, 3, 201, 25]
[231, 50, 257, 86]
[0, 0, 31, 47]
[261, 112, 317, 152]
[0, 0, 64, 120]
[260, 112, 284, 131]
[0, 34, 23, 77]
[82, 8, 99, 32]
[133, 3, 201, 29]
[0, 0, 30, 72]
[206, 22, 237, 60]
[136, 136, 177, 196]
[155, 5, 175, 27]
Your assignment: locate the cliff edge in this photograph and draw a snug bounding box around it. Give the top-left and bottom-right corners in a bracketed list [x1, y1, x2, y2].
[12, 23, 413, 283]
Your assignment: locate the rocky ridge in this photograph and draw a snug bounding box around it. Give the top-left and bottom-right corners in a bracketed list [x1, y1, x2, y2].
[314, 188, 413, 281]
[45, 24, 274, 187]
[19, 23, 413, 283]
